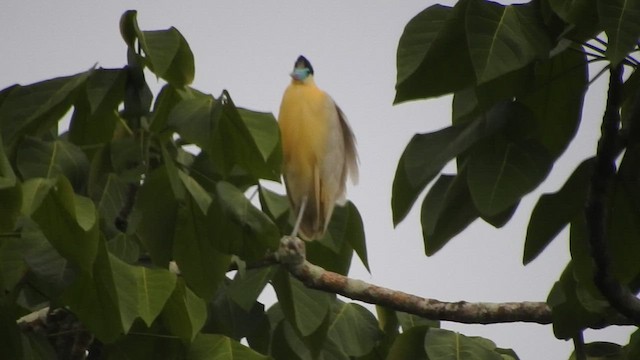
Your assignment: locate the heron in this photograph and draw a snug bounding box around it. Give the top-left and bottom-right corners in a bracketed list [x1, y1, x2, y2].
[278, 55, 358, 240]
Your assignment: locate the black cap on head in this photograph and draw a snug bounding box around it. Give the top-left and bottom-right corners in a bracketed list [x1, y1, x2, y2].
[295, 55, 314, 75]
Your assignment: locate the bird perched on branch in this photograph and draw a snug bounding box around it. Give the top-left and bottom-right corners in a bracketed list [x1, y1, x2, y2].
[278, 55, 359, 240]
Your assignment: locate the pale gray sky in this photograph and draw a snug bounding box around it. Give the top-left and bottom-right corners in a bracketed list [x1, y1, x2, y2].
[1, 1, 634, 358]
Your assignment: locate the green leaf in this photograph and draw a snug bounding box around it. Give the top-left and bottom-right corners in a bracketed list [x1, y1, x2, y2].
[96, 173, 129, 236]
[106, 233, 140, 263]
[140, 28, 195, 87]
[30, 176, 99, 274]
[569, 342, 624, 359]
[548, 0, 600, 35]
[392, 103, 507, 225]
[395, 1, 475, 102]
[520, 49, 587, 157]
[132, 166, 179, 267]
[162, 278, 207, 342]
[16, 137, 90, 191]
[327, 302, 382, 357]
[345, 202, 369, 272]
[168, 93, 215, 150]
[62, 242, 123, 342]
[228, 267, 276, 312]
[238, 108, 282, 174]
[210, 181, 280, 261]
[69, 69, 125, 150]
[118, 256, 177, 328]
[467, 135, 552, 217]
[397, 312, 440, 331]
[307, 201, 368, 274]
[421, 173, 479, 256]
[465, 0, 550, 84]
[187, 333, 270, 360]
[625, 329, 640, 358]
[452, 65, 534, 124]
[150, 84, 183, 133]
[258, 185, 290, 227]
[424, 328, 503, 360]
[205, 286, 268, 341]
[386, 325, 430, 360]
[0, 301, 23, 360]
[119, 10, 141, 48]
[608, 176, 640, 283]
[0, 135, 21, 232]
[524, 158, 593, 264]
[0, 71, 90, 150]
[211, 92, 279, 181]
[173, 192, 231, 299]
[547, 263, 604, 339]
[598, 0, 640, 66]
[273, 267, 332, 337]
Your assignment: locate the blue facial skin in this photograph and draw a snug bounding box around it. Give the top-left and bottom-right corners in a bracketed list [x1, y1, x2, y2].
[291, 68, 311, 81]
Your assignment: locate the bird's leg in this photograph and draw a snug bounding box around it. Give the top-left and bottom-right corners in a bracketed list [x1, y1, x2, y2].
[290, 195, 308, 238]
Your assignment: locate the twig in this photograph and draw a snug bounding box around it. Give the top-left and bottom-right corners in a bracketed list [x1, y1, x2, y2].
[586, 63, 640, 325]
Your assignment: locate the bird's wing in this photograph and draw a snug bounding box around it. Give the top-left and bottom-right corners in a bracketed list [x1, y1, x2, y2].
[335, 104, 359, 186]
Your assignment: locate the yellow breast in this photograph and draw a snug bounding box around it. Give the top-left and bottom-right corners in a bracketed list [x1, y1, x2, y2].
[278, 81, 330, 183]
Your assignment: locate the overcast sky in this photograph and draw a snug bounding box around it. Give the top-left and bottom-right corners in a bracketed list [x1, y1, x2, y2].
[1, 1, 634, 358]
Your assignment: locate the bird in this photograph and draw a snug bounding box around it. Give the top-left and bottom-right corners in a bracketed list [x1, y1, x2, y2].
[278, 55, 359, 241]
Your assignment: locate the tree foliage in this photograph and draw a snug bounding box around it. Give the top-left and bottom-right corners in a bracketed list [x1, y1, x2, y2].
[393, 0, 640, 356]
[1, 0, 640, 359]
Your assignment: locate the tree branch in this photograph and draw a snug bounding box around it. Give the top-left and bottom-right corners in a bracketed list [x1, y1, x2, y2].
[276, 236, 551, 324]
[586, 63, 640, 325]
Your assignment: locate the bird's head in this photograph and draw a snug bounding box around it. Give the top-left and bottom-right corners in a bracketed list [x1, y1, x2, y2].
[290, 55, 314, 82]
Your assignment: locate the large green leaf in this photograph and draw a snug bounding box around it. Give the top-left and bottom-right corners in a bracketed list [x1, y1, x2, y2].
[238, 108, 282, 176]
[306, 201, 368, 274]
[16, 218, 70, 299]
[467, 135, 552, 217]
[62, 242, 123, 342]
[0, 135, 21, 232]
[424, 328, 503, 360]
[598, 0, 640, 66]
[187, 333, 270, 360]
[16, 137, 90, 191]
[327, 302, 382, 357]
[173, 192, 231, 299]
[272, 267, 332, 337]
[167, 94, 214, 150]
[132, 166, 179, 267]
[211, 92, 279, 181]
[228, 267, 276, 312]
[520, 49, 587, 157]
[547, 263, 604, 339]
[140, 28, 195, 87]
[608, 177, 640, 283]
[204, 285, 268, 342]
[386, 325, 430, 360]
[119, 10, 195, 87]
[548, 0, 600, 37]
[210, 181, 280, 261]
[421, 174, 478, 256]
[466, 0, 550, 84]
[524, 158, 593, 264]
[162, 278, 207, 342]
[68, 69, 125, 150]
[452, 65, 534, 124]
[111, 254, 177, 329]
[0, 71, 90, 150]
[569, 342, 624, 360]
[395, 1, 475, 102]
[29, 176, 99, 274]
[392, 102, 509, 225]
